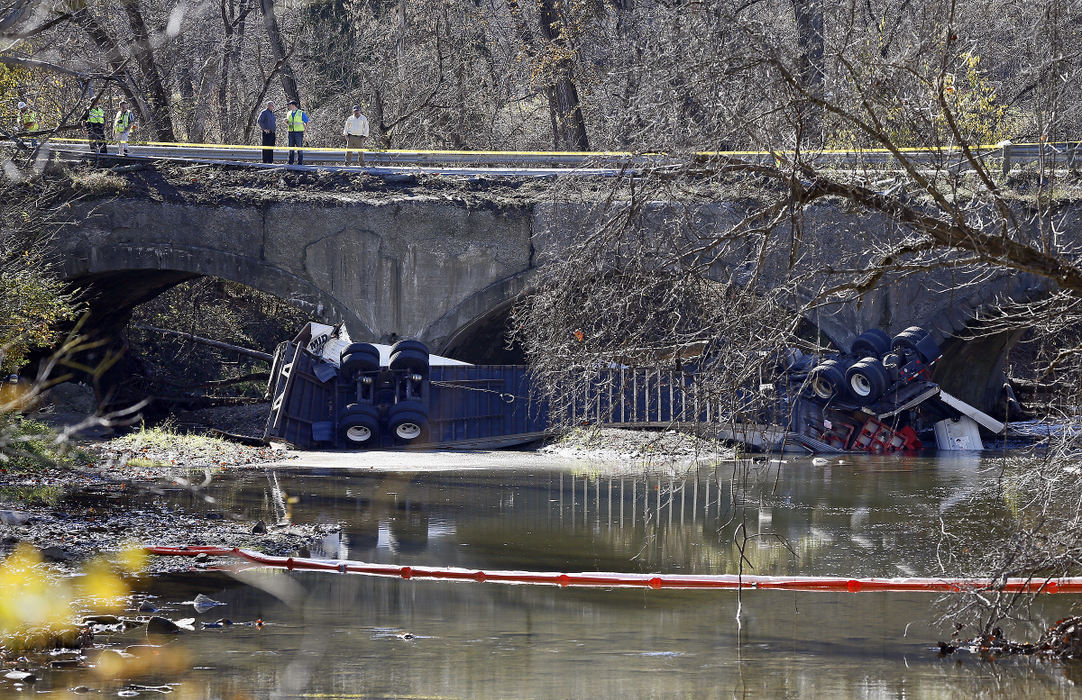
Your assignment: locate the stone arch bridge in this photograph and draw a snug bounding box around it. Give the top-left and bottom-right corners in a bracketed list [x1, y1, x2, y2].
[53, 187, 1055, 413]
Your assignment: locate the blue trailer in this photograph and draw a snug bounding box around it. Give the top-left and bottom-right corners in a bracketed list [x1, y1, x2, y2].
[264, 323, 549, 449]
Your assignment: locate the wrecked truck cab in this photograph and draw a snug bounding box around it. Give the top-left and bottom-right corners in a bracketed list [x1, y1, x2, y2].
[792, 326, 1004, 454]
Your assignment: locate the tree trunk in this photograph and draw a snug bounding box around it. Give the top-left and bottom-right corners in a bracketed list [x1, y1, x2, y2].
[396, 0, 407, 83]
[260, 0, 301, 105]
[71, 9, 142, 112]
[193, 53, 219, 143]
[537, 0, 589, 150]
[791, 0, 825, 146]
[371, 85, 389, 146]
[120, 0, 176, 141]
[175, 48, 198, 142]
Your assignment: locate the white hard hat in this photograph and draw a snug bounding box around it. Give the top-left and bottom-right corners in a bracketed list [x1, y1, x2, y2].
[16, 101, 25, 109]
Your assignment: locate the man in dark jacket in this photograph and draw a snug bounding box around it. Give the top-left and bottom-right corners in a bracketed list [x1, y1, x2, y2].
[257, 102, 275, 164]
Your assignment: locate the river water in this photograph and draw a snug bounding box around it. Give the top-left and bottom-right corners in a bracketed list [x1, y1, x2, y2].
[11, 453, 1082, 697]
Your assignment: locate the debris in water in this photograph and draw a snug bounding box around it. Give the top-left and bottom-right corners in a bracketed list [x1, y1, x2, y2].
[191, 593, 226, 613]
[145, 617, 181, 635]
[937, 617, 1082, 659]
[4, 670, 35, 681]
[202, 618, 234, 629]
[128, 684, 174, 694]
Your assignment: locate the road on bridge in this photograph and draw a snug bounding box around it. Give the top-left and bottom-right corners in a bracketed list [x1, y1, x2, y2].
[39, 136, 1079, 177]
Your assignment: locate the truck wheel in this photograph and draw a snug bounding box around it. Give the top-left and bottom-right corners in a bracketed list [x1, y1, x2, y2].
[341, 343, 380, 374]
[390, 412, 427, 442]
[390, 339, 429, 356]
[808, 359, 847, 400]
[891, 327, 941, 364]
[342, 402, 379, 417]
[846, 358, 889, 403]
[338, 408, 380, 446]
[388, 401, 428, 443]
[341, 342, 379, 358]
[850, 329, 891, 359]
[387, 400, 424, 443]
[389, 348, 429, 372]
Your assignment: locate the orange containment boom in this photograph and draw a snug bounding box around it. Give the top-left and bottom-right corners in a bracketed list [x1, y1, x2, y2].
[145, 545, 1082, 594]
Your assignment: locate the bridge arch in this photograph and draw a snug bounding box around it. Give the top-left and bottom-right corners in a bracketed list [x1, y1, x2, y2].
[60, 242, 379, 341]
[423, 270, 538, 362]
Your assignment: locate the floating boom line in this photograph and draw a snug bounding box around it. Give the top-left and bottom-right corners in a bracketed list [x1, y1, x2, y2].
[145, 546, 1082, 594]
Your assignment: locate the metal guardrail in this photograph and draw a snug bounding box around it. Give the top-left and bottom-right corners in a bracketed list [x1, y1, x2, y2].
[41, 138, 1082, 175]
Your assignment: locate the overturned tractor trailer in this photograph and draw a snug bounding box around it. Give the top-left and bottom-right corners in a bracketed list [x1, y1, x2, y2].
[264, 322, 1004, 453]
[264, 323, 549, 450]
[778, 326, 1005, 453]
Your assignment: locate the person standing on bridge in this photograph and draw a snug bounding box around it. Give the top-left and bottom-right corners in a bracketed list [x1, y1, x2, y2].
[286, 100, 308, 165]
[258, 102, 276, 164]
[113, 101, 135, 156]
[342, 105, 369, 166]
[16, 102, 37, 147]
[84, 102, 106, 154]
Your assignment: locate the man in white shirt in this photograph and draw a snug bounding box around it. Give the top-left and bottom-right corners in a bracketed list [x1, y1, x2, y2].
[343, 105, 369, 166]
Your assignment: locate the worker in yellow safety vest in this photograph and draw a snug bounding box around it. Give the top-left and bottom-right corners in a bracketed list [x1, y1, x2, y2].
[113, 100, 135, 156]
[286, 100, 309, 165]
[84, 103, 106, 154]
[16, 102, 36, 132]
[16, 101, 38, 147]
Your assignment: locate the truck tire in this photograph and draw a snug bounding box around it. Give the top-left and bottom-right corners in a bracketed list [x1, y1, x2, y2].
[846, 357, 889, 403]
[341, 343, 381, 374]
[389, 348, 429, 372]
[342, 402, 379, 417]
[341, 342, 379, 359]
[390, 339, 429, 356]
[808, 359, 847, 400]
[338, 404, 380, 446]
[850, 329, 891, 359]
[891, 327, 941, 364]
[388, 401, 428, 443]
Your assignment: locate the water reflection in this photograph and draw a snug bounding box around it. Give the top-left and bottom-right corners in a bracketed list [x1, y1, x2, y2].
[9, 453, 1076, 699]
[206, 455, 987, 582]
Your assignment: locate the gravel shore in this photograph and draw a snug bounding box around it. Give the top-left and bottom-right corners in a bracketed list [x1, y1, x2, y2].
[0, 428, 326, 575]
[540, 427, 736, 464]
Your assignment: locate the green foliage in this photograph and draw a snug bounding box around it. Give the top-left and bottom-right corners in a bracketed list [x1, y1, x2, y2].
[0, 269, 76, 374]
[0, 61, 85, 134]
[942, 52, 1009, 145]
[0, 484, 61, 506]
[0, 415, 86, 473]
[109, 424, 232, 454]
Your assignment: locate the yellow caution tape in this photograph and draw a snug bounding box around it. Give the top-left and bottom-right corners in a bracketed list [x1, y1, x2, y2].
[46, 136, 1075, 158]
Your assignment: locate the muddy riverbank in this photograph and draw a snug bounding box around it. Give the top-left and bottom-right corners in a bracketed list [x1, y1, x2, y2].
[0, 425, 330, 575]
